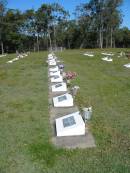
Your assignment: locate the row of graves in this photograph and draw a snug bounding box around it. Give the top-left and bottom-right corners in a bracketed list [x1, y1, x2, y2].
[83, 51, 130, 67]
[83, 52, 113, 61]
[0, 54, 7, 58]
[7, 52, 29, 64]
[47, 53, 95, 149]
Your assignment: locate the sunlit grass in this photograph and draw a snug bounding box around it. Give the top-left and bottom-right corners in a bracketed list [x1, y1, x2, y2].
[0, 49, 130, 173]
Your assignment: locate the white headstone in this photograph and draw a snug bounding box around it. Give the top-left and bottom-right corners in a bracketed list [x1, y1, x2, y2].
[50, 70, 60, 77]
[48, 60, 57, 66]
[51, 75, 63, 83]
[56, 112, 85, 136]
[102, 57, 113, 62]
[101, 52, 114, 56]
[124, 63, 130, 68]
[51, 82, 67, 92]
[49, 66, 59, 72]
[84, 53, 94, 57]
[53, 93, 73, 107]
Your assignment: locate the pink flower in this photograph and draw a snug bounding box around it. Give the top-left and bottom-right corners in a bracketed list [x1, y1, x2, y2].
[65, 71, 77, 80]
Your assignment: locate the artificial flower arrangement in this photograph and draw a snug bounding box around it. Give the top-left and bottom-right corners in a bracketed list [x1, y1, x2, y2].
[65, 71, 77, 80]
[58, 64, 64, 69]
[63, 71, 77, 87]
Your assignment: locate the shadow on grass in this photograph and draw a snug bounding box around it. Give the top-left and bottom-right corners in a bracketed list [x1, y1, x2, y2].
[28, 142, 65, 168]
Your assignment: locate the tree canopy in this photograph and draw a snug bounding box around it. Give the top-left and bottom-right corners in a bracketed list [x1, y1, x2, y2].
[0, 0, 130, 53]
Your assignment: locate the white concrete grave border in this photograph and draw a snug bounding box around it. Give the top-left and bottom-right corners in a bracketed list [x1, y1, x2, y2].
[48, 53, 96, 148]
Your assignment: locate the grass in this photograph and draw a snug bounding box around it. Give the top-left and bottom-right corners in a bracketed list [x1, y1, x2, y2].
[0, 49, 130, 173]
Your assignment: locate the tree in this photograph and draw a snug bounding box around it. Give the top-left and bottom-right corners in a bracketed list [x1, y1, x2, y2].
[36, 3, 69, 50]
[0, 1, 128, 52]
[104, 0, 122, 48]
[3, 9, 25, 52]
[75, 0, 123, 48]
[23, 9, 38, 51]
[0, 0, 7, 54]
[115, 27, 130, 48]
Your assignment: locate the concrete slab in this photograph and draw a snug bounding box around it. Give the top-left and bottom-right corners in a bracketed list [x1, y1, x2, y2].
[49, 106, 96, 148]
[48, 63, 96, 149]
[52, 131, 96, 149]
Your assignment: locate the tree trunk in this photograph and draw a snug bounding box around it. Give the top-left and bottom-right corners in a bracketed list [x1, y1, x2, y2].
[110, 27, 113, 48]
[36, 34, 39, 52]
[33, 43, 36, 52]
[46, 33, 48, 50]
[113, 38, 115, 48]
[80, 40, 85, 49]
[99, 10, 103, 49]
[48, 29, 52, 51]
[1, 41, 4, 54]
[97, 38, 99, 48]
[53, 24, 57, 49]
[102, 30, 103, 48]
[105, 36, 108, 48]
[33, 36, 35, 52]
[68, 39, 70, 49]
[105, 27, 108, 48]
[99, 28, 103, 49]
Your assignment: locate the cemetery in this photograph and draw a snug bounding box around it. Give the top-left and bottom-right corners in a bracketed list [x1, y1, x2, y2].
[0, 0, 130, 172]
[0, 49, 130, 173]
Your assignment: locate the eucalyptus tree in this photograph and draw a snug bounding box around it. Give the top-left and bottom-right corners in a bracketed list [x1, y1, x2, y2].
[104, 0, 122, 47]
[55, 19, 76, 48]
[23, 9, 38, 51]
[50, 3, 69, 48]
[75, 0, 123, 48]
[3, 9, 25, 52]
[75, 0, 105, 48]
[0, 0, 7, 54]
[75, 4, 97, 48]
[115, 27, 130, 48]
[36, 4, 52, 50]
[36, 3, 69, 50]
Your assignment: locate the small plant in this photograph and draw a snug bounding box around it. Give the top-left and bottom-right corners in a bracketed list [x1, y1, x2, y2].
[75, 91, 92, 113]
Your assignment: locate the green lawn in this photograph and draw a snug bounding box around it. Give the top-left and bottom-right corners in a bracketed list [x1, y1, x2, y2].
[0, 49, 130, 173]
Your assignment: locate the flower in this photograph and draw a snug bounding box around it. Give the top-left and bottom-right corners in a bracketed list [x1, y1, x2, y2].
[65, 71, 77, 80]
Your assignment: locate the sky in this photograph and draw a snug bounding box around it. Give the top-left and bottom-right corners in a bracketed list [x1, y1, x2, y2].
[7, 0, 130, 28]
